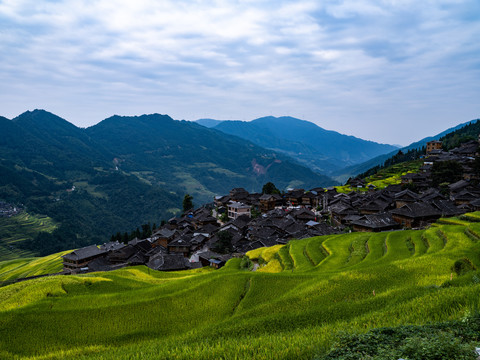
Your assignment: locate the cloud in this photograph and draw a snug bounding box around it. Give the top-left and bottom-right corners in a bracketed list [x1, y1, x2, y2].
[0, 0, 478, 144]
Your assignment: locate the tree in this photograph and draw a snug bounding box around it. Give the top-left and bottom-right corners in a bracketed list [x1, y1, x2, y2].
[220, 211, 229, 223]
[262, 182, 280, 195]
[251, 206, 261, 219]
[431, 160, 463, 187]
[141, 223, 152, 239]
[213, 230, 233, 253]
[183, 194, 194, 212]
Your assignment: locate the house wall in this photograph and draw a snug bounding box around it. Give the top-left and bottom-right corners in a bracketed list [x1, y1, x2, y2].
[228, 206, 251, 219]
[426, 141, 442, 153]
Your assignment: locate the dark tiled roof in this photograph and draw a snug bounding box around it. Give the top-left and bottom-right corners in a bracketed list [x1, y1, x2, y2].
[108, 245, 138, 260]
[62, 245, 106, 261]
[168, 236, 192, 247]
[431, 199, 465, 217]
[197, 223, 219, 235]
[87, 257, 116, 272]
[128, 239, 152, 253]
[232, 215, 251, 229]
[394, 189, 419, 200]
[448, 180, 469, 192]
[391, 202, 441, 218]
[451, 190, 478, 201]
[147, 253, 189, 271]
[198, 250, 223, 261]
[100, 241, 125, 252]
[351, 213, 398, 230]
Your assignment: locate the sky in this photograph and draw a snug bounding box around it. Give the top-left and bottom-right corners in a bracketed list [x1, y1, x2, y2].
[0, 0, 479, 146]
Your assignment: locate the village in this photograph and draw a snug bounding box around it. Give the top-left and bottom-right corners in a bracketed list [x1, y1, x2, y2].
[62, 138, 480, 274]
[0, 201, 22, 218]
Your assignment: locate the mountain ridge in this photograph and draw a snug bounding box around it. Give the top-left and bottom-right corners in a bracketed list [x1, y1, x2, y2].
[334, 118, 480, 182]
[196, 116, 398, 175]
[0, 110, 336, 257]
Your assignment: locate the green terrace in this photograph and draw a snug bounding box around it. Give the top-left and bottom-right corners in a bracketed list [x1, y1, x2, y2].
[0, 212, 57, 261]
[0, 213, 479, 359]
[335, 159, 423, 193]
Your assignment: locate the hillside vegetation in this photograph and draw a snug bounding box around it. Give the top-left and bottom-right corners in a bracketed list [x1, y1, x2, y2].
[333, 118, 479, 182]
[211, 116, 398, 175]
[1, 214, 480, 359]
[1, 110, 334, 259]
[0, 212, 57, 260]
[335, 159, 423, 193]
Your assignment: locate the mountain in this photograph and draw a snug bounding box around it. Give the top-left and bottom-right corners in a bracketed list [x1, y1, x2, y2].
[334, 118, 480, 182]
[195, 118, 226, 128]
[0, 110, 336, 258]
[86, 114, 336, 201]
[0, 110, 182, 256]
[206, 116, 398, 175]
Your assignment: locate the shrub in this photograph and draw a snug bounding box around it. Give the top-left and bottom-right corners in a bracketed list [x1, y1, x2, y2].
[452, 258, 476, 276]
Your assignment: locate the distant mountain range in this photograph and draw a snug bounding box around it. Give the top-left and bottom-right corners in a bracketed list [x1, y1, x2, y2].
[196, 116, 399, 175]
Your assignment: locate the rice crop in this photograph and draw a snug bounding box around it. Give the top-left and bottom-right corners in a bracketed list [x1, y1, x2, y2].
[1, 214, 480, 359]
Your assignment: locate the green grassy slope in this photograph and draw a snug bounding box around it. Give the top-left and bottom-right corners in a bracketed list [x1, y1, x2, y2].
[0, 250, 68, 282]
[1, 214, 480, 359]
[0, 212, 57, 260]
[335, 159, 423, 193]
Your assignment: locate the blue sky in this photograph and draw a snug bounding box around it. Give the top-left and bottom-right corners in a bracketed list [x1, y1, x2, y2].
[0, 0, 479, 145]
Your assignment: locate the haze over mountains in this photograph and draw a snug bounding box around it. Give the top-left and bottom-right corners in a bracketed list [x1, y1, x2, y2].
[196, 116, 399, 176]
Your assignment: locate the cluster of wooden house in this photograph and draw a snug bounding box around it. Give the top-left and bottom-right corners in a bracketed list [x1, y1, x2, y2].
[62, 199, 337, 274]
[62, 139, 480, 274]
[0, 201, 21, 217]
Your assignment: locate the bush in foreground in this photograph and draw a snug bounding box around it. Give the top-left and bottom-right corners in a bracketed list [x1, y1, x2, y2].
[318, 316, 480, 360]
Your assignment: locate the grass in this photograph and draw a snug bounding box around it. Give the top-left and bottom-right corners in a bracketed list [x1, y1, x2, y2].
[0, 250, 69, 282]
[0, 213, 480, 359]
[336, 159, 423, 192]
[0, 212, 58, 261]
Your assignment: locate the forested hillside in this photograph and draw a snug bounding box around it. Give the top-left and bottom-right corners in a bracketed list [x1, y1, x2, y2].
[0, 110, 335, 258]
[335, 118, 479, 182]
[210, 116, 398, 174]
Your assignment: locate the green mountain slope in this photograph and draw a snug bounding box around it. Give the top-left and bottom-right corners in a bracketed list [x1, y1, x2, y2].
[86, 114, 336, 202]
[1, 214, 479, 359]
[0, 111, 182, 257]
[0, 110, 336, 259]
[335, 118, 480, 182]
[208, 116, 398, 174]
[0, 212, 57, 260]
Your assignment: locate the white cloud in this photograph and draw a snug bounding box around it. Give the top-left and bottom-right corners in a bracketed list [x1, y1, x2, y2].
[0, 0, 478, 144]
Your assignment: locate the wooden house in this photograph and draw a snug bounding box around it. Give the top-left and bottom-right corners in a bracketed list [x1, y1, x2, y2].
[62, 245, 107, 273]
[286, 189, 305, 206]
[394, 189, 419, 208]
[152, 228, 177, 248]
[227, 202, 251, 219]
[167, 237, 192, 256]
[229, 188, 249, 201]
[390, 202, 442, 228]
[259, 194, 282, 212]
[426, 140, 442, 154]
[351, 213, 399, 232]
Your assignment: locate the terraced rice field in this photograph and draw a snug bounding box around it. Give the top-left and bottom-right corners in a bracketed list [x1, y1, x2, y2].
[0, 212, 57, 261]
[0, 212, 479, 359]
